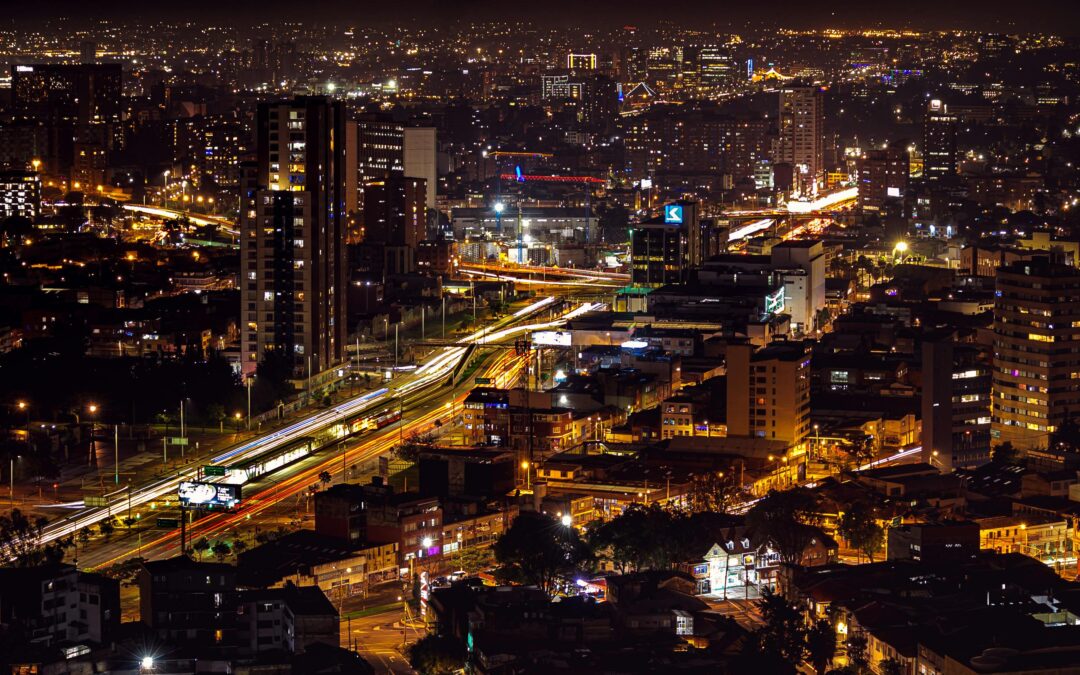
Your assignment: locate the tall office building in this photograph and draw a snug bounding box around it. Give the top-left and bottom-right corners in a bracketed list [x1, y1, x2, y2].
[776, 85, 824, 196]
[922, 331, 992, 470]
[240, 96, 349, 378]
[630, 201, 702, 287]
[581, 75, 620, 133]
[362, 176, 427, 276]
[697, 47, 735, 88]
[356, 115, 404, 187]
[991, 259, 1080, 451]
[354, 115, 404, 240]
[403, 127, 437, 211]
[726, 341, 812, 445]
[923, 99, 958, 182]
[858, 144, 909, 212]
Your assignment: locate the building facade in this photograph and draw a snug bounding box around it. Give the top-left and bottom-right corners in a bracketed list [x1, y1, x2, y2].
[240, 96, 349, 377]
[991, 260, 1080, 451]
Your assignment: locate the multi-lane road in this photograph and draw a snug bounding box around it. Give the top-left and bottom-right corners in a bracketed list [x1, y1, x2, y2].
[56, 296, 601, 570]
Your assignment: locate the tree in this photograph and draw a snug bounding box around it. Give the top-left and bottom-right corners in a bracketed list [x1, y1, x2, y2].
[746, 489, 821, 565]
[233, 539, 248, 556]
[156, 410, 175, 438]
[0, 509, 73, 567]
[99, 518, 115, 539]
[688, 471, 742, 514]
[879, 658, 904, 675]
[192, 537, 211, 560]
[837, 501, 885, 563]
[393, 431, 437, 463]
[407, 634, 466, 675]
[992, 441, 1020, 465]
[454, 546, 494, 575]
[588, 503, 686, 572]
[806, 619, 838, 674]
[206, 403, 226, 433]
[318, 470, 333, 487]
[752, 590, 806, 667]
[845, 632, 869, 673]
[493, 511, 593, 596]
[212, 541, 232, 561]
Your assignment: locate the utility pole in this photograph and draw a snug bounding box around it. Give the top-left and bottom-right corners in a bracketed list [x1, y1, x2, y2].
[441, 297, 446, 338]
[114, 425, 119, 484]
[180, 501, 187, 557]
[394, 323, 399, 371]
[246, 376, 252, 431]
[179, 400, 185, 441]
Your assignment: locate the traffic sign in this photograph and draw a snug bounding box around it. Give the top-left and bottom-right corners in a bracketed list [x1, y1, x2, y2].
[664, 204, 684, 224]
[169, 437, 189, 446]
[84, 496, 107, 507]
[156, 517, 179, 528]
[474, 377, 492, 385]
[203, 465, 226, 477]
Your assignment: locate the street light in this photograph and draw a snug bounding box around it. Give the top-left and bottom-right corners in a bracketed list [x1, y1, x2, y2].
[521, 460, 531, 490]
[561, 514, 573, 527]
[16, 401, 29, 449]
[87, 404, 99, 467]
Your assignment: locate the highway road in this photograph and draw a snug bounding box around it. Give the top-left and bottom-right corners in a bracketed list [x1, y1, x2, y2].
[63, 297, 602, 571]
[33, 295, 597, 551]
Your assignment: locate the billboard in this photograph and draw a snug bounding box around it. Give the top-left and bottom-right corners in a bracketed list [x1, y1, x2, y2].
[664, 204, 684, 224]
[178, 481, 240, 509]
[531, 330, 572, 347]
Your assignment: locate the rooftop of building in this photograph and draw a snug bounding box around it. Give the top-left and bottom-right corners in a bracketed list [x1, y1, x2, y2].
[238, 581, 338, 617]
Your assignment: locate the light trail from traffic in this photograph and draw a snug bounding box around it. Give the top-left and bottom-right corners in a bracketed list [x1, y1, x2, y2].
[88, 348, 530, 570]
[31, 297, 598, 548]
[121, 203, 238, 234]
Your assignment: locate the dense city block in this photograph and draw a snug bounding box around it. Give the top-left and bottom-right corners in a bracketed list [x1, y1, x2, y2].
[2, 8, 1080, 675]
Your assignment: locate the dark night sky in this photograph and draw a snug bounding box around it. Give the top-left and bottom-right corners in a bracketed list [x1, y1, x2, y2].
[9, 0, 1080, 34]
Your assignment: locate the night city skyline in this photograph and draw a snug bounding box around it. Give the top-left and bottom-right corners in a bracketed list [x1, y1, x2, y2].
[0, 6, 1080, 675]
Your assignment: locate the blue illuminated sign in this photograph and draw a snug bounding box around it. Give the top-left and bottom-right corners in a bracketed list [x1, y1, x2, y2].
[664, 204, 684, 224]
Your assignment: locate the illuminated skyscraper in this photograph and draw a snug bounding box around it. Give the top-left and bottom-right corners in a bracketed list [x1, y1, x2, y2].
[240, 96, 349, 378]
[991, 259, 1080, 452]
[776, 85, 824, 196]
[923, 99, 958, 182]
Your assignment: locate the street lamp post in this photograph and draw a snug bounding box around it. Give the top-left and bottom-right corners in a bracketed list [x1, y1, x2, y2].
[87, 404, 99, 467]
[521, 460, 530, 490]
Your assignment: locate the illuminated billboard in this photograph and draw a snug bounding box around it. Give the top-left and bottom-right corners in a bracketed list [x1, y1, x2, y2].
[664, 204, 684, 224]
[764, 288, 786, 315]
[178, 481, 241, 509]
[531, 330, 572, 347]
